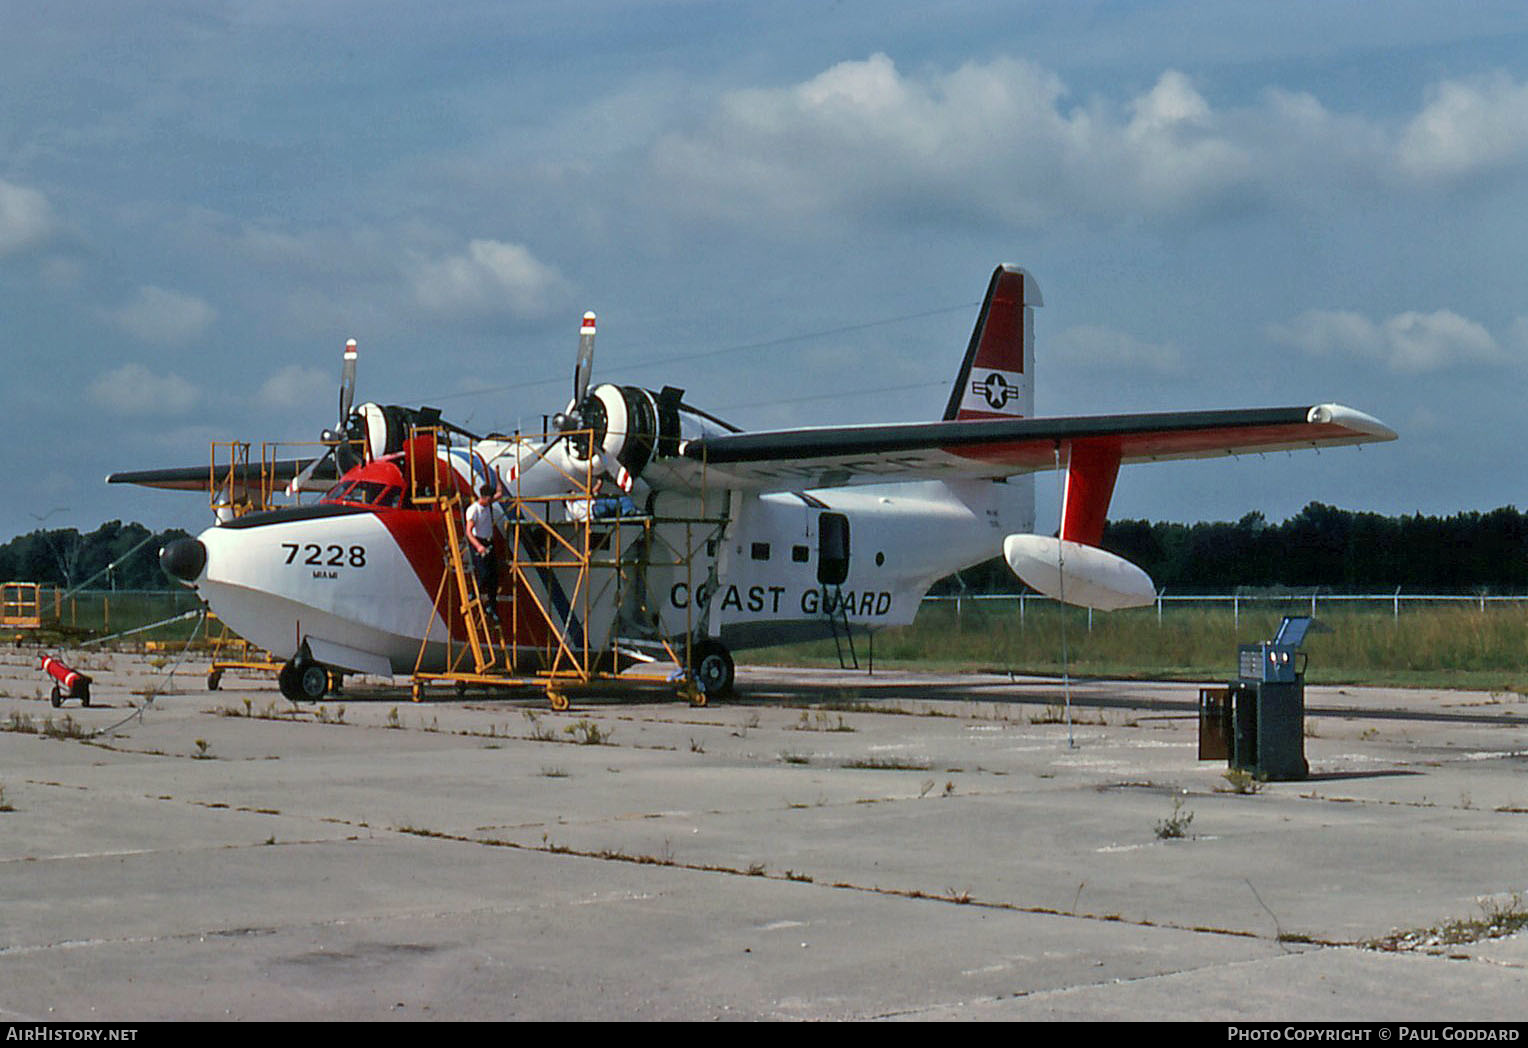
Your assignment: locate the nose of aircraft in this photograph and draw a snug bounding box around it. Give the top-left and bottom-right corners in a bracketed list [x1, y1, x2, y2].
[160, 538, 207, 584]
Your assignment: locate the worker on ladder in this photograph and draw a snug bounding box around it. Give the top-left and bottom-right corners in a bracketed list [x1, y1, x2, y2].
[466, 484, 506, 625]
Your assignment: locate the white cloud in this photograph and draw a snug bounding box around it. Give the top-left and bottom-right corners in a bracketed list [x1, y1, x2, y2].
[87, 363, 200, 415]
[257, 364, 331, 412]
[1049, 325, 1184, 374]
[1398, 74, 1528, 183]
[0, 179, 53, 255]
[410, 239, 567, 318]
[649, 56, 1528, 232]
[110, 286, 217, 346]
[650, 56, 1259, 228]
[1268, 308, 1502, 373]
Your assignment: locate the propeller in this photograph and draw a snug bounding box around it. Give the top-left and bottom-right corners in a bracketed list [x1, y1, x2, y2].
[574, 311, 596, 411]
[515, 311, 622, 493]
[338, 338, 357, 426]
[554, 312, 598, 435]
[287, 339, 363, 496]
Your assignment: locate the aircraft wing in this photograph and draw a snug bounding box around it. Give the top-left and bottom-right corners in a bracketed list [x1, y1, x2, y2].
[674, 403, 1395, 491]
[105, 458, 338, 493]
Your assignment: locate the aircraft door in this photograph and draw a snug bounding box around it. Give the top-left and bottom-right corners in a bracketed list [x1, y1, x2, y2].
[818, 512, 850, 586]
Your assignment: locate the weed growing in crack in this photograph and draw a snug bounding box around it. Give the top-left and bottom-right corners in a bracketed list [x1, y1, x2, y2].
[843, 756, 930, 771]
[1217, 769, 1263, 795]
[5, 711, 37, 734]
[523, 710, 556, 742]
[1155, 796, 1195, 840]
[792, 710, 855, 733]
[42, 715, 86, 740]
[564, 719, 611, 745]
[1368, 893, 1528, 952]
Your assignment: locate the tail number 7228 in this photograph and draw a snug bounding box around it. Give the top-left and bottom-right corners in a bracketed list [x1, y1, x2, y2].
[281, 543, 367, 568]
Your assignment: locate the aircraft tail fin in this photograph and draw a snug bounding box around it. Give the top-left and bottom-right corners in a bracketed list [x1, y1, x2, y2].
[943, 265, 1042, 421]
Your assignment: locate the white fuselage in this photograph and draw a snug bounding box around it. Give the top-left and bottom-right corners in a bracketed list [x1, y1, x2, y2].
[188, 467, 1032, 676]
[656, 478, 1031, 649]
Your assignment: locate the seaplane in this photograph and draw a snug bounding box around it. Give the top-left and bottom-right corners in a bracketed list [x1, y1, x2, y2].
[109, 265, 1395, 703]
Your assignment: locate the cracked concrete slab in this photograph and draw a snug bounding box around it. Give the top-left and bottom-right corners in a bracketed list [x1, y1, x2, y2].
[0, 650, 1525, 1020]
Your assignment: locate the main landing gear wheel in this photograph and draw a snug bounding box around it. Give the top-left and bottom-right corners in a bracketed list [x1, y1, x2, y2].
[278, 658, 330, 702]
[689, 639, 735, 699]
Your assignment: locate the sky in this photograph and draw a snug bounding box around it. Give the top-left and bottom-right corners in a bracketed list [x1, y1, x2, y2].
[4, 1, 1528, 546]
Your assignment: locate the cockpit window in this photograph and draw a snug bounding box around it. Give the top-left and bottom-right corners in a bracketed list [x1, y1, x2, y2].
[345, 481, 390, 505]
[321, 480, 402, 507]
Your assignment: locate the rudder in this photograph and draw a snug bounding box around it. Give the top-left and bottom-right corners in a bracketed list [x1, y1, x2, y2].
[943, 265, 1042, 421]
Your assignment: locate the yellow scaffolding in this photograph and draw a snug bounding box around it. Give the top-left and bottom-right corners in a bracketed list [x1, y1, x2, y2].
[208, 438, 363, 518]
[2, 582, 44, 629]
[204, 612, 285, 691]
[406, 427, 725, 709]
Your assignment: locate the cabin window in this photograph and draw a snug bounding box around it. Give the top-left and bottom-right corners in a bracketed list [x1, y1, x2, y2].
[792, 545, 809, 563]
[751, 542, 771, 561]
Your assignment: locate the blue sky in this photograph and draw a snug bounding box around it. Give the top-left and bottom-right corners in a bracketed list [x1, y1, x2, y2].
[4, 1, 1528, 543]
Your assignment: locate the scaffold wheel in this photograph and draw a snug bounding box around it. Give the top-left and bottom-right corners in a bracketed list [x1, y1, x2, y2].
[547, 689, 569, 711]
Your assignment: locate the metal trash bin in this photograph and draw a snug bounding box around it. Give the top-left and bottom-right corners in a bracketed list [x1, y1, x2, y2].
[1198, 687, 1230, 760]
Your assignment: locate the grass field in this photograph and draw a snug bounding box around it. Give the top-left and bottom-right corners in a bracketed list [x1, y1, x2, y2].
[751, 598, 1528, 693]
[16, 589, 1528, 694]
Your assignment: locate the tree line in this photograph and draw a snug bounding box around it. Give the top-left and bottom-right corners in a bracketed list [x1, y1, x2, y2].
[0, 521, 191, 591]
[937, 502, 1528, 595]
[6, 502, 1528, 594]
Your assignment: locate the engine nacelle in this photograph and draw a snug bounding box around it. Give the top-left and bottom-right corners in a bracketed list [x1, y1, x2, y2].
[354, 403, 443, 461]
[566, 383, 665, 488]
[1002, 534, 1155, 611]
[510, 383, 726, 507]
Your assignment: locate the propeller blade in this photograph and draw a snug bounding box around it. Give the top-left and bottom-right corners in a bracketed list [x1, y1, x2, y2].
[572, 312, 596, 408]
[338, 338, 358, 427]
[286, 448, 334, 497]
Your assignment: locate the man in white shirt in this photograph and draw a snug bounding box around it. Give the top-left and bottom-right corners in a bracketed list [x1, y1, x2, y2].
[465, 485, 503, 624]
